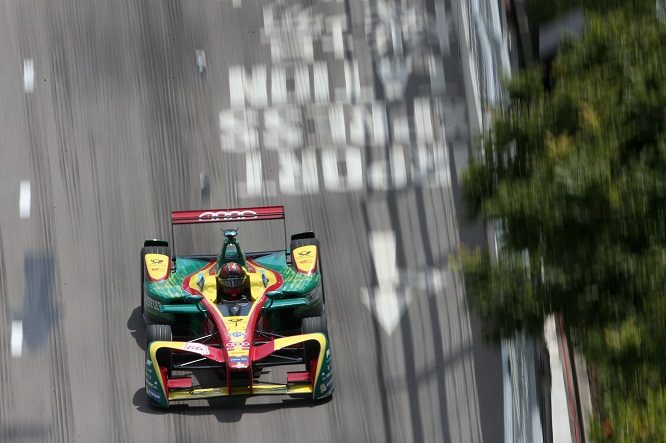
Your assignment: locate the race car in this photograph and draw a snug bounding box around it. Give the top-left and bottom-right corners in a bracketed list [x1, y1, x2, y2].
[140, 205, 333, 408]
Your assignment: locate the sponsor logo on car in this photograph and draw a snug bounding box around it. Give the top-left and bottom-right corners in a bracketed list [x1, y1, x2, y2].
[183, 342, 210, 355]
[145, 297, 161, 311]
[264, 385, 287, 392]
[198, 210, 258, 221]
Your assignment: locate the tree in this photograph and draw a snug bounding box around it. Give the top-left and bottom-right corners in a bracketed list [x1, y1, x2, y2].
[528, 0, 657, 26]
[460, 12, 666, 440]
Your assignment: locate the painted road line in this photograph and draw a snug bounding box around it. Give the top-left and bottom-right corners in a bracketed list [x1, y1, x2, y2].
[415, 97, 434, 144]
[243, 151, 263, 197]
[328, 104, 346, 144]
[360, 231, 414, 335]
[390, 146, 407, 188]
[23, 58, 34, 93]
[19, 180, 31, 219]
[11, 321, 23, 357]
[370, 231, 398, 286]
[271, 65, 287, 105]
[372, 102, 388, 146]
[229, 65, 268, 108]
[321, 148, 363, 192]
[313, 62, 330, 103]
[330, 17, 345, 59]
[343, 59, 360, 103]
[294, 65, 310, 104]
[195, 49, 206, 75]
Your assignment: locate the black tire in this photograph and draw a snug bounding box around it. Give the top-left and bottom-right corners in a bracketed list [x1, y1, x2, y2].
[140, 244, 170, 314]
[290, 237, 325, 303]
[302, 316, 327, 369]
[146, 324, 172, 376]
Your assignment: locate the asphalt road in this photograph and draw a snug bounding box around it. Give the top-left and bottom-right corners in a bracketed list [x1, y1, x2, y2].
[0, 0, 503, 442]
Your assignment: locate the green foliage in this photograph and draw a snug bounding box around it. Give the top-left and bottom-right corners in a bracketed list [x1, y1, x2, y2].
[460, 11, 666, 440]
[528, 0, 657, 26]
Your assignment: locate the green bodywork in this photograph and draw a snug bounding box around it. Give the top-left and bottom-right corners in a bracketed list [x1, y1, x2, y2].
[143, 240, 323, 333]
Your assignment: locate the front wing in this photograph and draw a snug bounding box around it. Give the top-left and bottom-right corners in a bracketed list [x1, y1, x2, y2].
[145, 332, 333, 408]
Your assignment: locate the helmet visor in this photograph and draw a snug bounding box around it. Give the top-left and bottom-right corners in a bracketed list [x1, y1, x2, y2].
[222, 276, 244, 288]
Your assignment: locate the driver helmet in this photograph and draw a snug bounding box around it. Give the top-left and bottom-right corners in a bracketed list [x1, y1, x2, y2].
[218, 262, 246, 300]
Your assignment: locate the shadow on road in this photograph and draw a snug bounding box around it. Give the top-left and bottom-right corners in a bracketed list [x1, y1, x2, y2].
[132, 388, 331, 423]
[127, 306, 146, 351]
[22, 250, 59, 352]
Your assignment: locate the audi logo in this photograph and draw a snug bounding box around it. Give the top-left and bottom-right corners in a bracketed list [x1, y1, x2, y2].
[198, 210, 258, 221]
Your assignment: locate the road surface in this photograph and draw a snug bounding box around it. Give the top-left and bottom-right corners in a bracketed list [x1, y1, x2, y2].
[0, 0, 503, 441]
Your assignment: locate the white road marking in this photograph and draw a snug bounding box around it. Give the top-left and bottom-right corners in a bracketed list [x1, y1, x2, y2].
[330, 17, 345, 59]
[343, 59, 360, 103]
[302, 150, 319, 192]
[390, 145, 407, 188]
[11, 321, 23, 357]
[350, 104, 389, 147]
[229, 65, 268, 108]
[23, 59, 34, 93]
[219, 109, 259, 152]
[328, 104, 346, 144]
[313, 62, 330, 103]
[195, 49, 206, 75]
[19, 180, 31, 219]
[278, 151, 319, 195]
[321, 147, 363, 192]
[294, 65, 310, 104]
[264, 107, 303, 150]
[372, 103, 388, 146]
[393, 115, 410, 145]
[414, 97, 434, 144]
[360, 231, 413, 335]
[244, 150, 263, 196]
[271, 65, 287, 105]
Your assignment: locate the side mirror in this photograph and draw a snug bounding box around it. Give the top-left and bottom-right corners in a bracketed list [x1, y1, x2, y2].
[184, 294, 203, 304]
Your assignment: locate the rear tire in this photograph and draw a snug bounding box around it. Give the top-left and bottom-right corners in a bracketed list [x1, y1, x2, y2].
[140, 243, 170, 314]
[146, 324, 172, 376]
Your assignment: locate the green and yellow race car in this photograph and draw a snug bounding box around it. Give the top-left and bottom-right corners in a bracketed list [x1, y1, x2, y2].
[141, 206, 333, 408]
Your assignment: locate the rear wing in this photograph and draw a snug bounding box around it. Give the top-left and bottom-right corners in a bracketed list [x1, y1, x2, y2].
[169, 206, 287, 264]
[171, 206, 285, 225]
